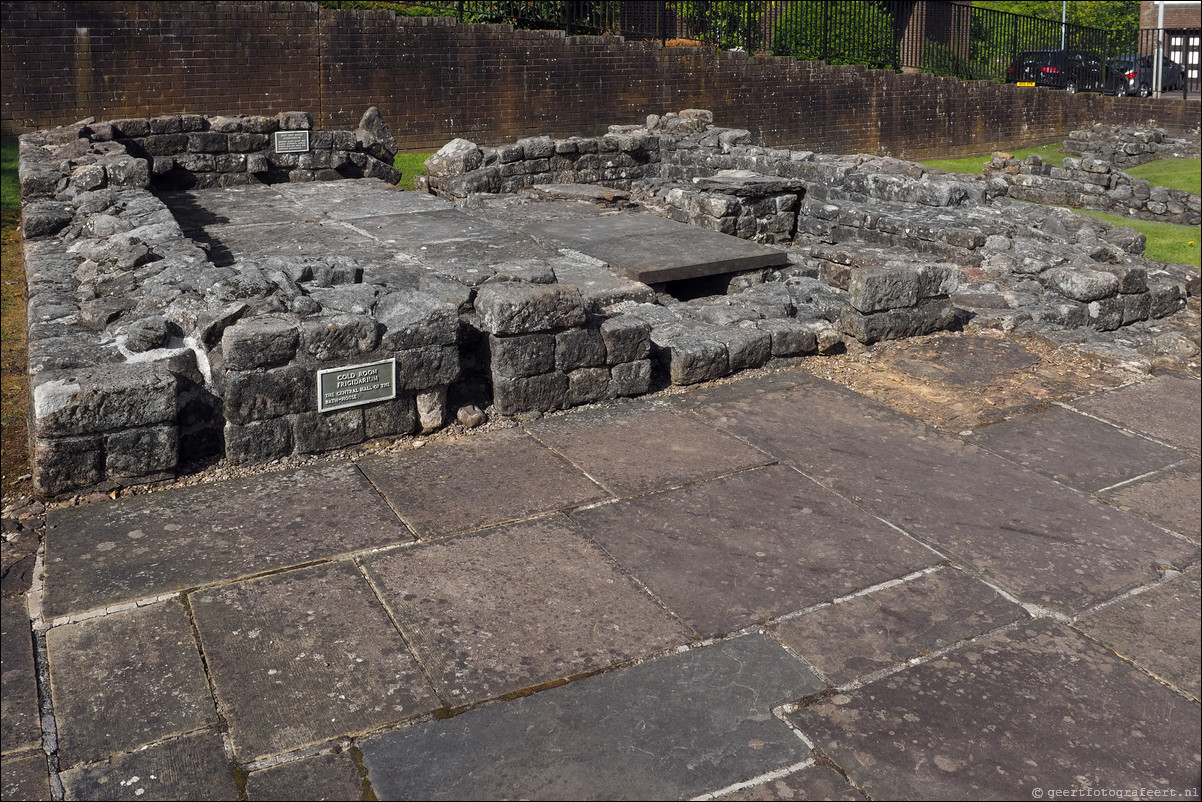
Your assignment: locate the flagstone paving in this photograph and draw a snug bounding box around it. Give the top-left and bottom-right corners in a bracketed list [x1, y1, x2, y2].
[7, 359, 1199, 800]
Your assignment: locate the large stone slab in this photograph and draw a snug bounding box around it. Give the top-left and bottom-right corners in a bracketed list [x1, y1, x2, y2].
[0, 596, 40, 755]
[1101, 460, 1201, 542]
[714, 763, 864, 801]
[345, 207, 504, 245]
[525, 404, 774, 497]
[772, 568, 1026, 686]
[244, 751, 364, 801]
[58, 731, 239, 801]
[1071, 374, 1201, 455]
[190, 561, 439, 761]
[0, 751, 50, 802]
[362, 516, 691, 704]
[47, 600, 216, 767]
[570, 465, 942, 638]
[788, 620, 1202, 800]
[360, 634, 824, 800]
[969, 405, 1187, 493]
[159, 185, 310, 231]
[690, 374, 1196, 615]
[358, 428, 609, 538]
[525, 214, 789, 284]
[199, 219, 393, 266]
[279, 178, 451, 219]
[1077, 565, 1201, 700]
[43, 463, 412, 619]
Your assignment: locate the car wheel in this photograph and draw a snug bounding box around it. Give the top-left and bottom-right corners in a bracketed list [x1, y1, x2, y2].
[1138, 82, 1151, 98]
[1065, 82, 1077, 94]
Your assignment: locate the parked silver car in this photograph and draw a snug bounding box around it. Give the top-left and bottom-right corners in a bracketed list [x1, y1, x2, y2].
[1107, 53, 1187, 96]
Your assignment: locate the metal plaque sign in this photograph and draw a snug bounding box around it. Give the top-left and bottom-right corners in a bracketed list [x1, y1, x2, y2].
[274, 130, 311, 154]
[317, 359, 396, 412]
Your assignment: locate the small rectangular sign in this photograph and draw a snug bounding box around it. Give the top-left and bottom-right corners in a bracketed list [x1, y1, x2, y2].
[1017, 81, 1036, 87]
[317, 359, 396, 413]
[274, 130, 311, 154]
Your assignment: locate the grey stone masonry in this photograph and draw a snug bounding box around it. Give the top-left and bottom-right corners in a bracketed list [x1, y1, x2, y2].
[984, 150, 1200, 227]
[1063, 124, 1201, 169]
[17, 107, 1198, 496]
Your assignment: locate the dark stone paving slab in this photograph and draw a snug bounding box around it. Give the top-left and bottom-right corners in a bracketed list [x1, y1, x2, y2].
[969, 405, 1187, 493]
[0, 751, 50, 802]
[159, 186, 310, 231]
[1077, 564, 1201, 700]
[244, 752, 364, 801]
[1102, 460, 1202, 542]
[363, 515, 692, 705]
[359, 428, 609, 539]
[881, 336, 1040, 387]
[1071, 373, 1202, 455]
[398, 230, 562, 266]
[346, 207, 505, 245]
[58, 731, 238, 801]
[788, 620, 1202, 800]
[46, 600, 215, 767]
[692, 375, 1198, 614]
[772, 568, 1026, 687]
[526, 404, 774, 497]
[43, 463, 412, 619]
[278, 179, 451, 219]
[525, 214, 789, 283]
[0, 596, 40, 754]
[571, 465, 942, 638]
[201, 219, 395, 266]
[190, 561, 439, 761]
[360, 634, 824, 801]
[714, 763, 865, 801]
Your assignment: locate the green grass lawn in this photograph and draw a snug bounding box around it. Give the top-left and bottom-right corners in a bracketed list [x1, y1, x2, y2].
[394, 152, 432, 192]
[1125, 158, 1201, 197]
[1, 136, 19, 212]
[922, 142, 1069, 175]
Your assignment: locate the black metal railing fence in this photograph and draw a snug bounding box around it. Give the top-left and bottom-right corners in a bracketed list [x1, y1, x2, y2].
[331, 1, 1200, 94]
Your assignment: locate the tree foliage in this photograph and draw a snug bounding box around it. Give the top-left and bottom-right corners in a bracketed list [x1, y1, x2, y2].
[973, 1, 1140, 32]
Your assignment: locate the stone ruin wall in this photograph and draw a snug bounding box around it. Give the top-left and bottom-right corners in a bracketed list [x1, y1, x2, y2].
[17, 108, 1199, 497]
[982, 125, 1202, 227]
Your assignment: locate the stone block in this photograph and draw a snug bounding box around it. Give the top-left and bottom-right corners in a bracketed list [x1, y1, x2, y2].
[187, 132, 228, 153]
[300, 314, 381, 361]
[1040, 266, 1120, 303]
[489, 333, 556, 379]
[600, 315, 651, 364]
[364, 395, 418, 439]
[915, 263, 961, 298]
[222, 316, 299, 371]
[847, 266, 921, 313]
[493, 372, 568, 415]
[223, 364, 312, 425]
[356, 106, 398, 162]
[607, 359, 652, 398]
[1094, 264, 1148, 294]
[277, 111, 313, 131]
[754, 319, 819, 357]
[555, 327, 607, 371]
[713, 327, 772, 371]
[1120, 292, 1151, 325]
[652, 332, 729, 386]
[224, 417, 293, 465]
[34, 364, 177, 438]
[425, 138, 482, 177]
[397, 343, 461, 390]
[1088, 297, 1125, 331]
[33, 435, 105, 495]
[377, 292, 459, 350]
[105, 424, 178, 478]
[1146, 281, 1183, 318]
[106, 156, 150, 187]
[292, 409, 365, 453]
[417, 386, 448, 432]
[21, 201, 73, 239]
[475, 283, 586, 335]
[566, 367, 611, 406]
[840, 297, 956, 344]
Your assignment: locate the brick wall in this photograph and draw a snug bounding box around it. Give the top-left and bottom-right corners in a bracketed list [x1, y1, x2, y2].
[4, 1, 1199, 159]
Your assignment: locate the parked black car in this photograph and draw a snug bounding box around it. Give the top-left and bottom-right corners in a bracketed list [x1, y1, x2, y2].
[1107, 54, 1187, 96]
[1006, 50, 1119, 94]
